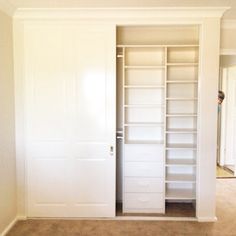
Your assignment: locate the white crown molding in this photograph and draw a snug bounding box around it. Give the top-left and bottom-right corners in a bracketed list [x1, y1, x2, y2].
[14, 7, 230, 20]
[0, 0, 15, 16]
[221, 19, 236, 29]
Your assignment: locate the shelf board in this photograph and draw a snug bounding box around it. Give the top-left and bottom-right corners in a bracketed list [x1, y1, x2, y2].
[124, 104, 165, 108]
[124, 85, 164, 89]
[166, 159, 196, 166]
[166, 97, 198, 101]
[167, 63, 198, 66]
[124, 122, 164, 127]
[117, 44, 199, 48]
[165, 189, 196, 200]
[125, 65, 165, 69]
[166, 144, 197, 150]
[117, 54, 124, 58]
[125, 140, 164, 145]
[165, 129, 197, 134]
[166, 174, 196, 183]
[166, 80, 198, 84]
[166, 113, 197, 117]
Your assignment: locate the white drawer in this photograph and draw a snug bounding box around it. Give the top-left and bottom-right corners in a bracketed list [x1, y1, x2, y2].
[124, 177, 163, 193]
[124, 193, 164, 210]
[125, 162, 164, 177]
[125, 144, 164, 162]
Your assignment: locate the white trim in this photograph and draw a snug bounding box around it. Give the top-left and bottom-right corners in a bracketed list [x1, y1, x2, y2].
[14, 7, 230, 20]
[28, 216, 197, 221]
[17, 216, 27, 221]
[221, 19, 236, 29]
[197, 216, 217, 222]
[220, 49, 236, 55]
[0, 0, 15, 16]
[0, 217, 17, 236]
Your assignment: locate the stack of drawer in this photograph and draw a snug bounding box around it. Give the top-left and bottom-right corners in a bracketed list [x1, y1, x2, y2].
[123, 144, 165, 213]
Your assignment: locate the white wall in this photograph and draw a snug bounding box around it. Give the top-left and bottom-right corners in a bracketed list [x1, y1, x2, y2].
[0, 10, 16, 235]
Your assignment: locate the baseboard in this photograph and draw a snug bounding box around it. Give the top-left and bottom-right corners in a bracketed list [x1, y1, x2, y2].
[1, 217, 18, 236]
[16, 216, 27, 221]
[197, 216, 217, 222]
[0, 215, 27, 236]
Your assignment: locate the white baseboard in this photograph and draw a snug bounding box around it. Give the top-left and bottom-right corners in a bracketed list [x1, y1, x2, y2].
[1, 217, 18, 236]
[17, 216, 27, 221]
[197, 216, 217, 222]
[0, 215, 27, 236]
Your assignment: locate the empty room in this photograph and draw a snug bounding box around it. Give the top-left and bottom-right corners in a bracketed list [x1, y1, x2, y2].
[1, 1, 236, 235]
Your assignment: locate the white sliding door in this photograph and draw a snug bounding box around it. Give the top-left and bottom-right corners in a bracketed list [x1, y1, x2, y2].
[24, 24, 116, 217]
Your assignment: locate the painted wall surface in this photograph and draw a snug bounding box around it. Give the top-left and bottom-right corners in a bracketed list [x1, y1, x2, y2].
[0, 10, 16, 235]
[221, 28, 236, 51]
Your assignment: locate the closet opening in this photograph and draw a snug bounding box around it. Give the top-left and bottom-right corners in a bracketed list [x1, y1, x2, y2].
[116, 25, 199, 218]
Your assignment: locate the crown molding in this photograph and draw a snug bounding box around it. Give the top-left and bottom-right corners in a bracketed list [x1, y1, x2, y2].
[221, 19, 236, 29]
[0, 0, 15, 16]
[14, 7, 230, 20]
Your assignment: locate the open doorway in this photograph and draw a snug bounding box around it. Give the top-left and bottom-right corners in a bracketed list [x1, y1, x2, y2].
[217, 55, 236, 178]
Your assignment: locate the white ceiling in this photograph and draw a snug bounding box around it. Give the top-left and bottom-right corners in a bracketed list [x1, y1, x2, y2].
[1, 0, 236, 18]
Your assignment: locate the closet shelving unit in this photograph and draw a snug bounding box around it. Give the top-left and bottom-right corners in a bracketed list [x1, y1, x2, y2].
[117, 42, 199, 213]
[165, 45, 199, 201]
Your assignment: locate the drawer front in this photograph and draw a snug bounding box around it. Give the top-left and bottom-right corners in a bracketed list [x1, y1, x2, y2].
[124, 193, 164, 210]
[125, 162, 164, 177]
[125, 144, 164, 162]
[124, 177, 163, 193]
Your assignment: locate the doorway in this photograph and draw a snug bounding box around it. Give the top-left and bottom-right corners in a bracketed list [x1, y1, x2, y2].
[217, 55, 236, 178]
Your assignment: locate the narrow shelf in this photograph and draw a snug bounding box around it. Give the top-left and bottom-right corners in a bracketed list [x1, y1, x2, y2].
[117, 54, 124, 58]
[124, 85, 164, 89]
[166, 174, 196, 183]
[167, 63, 198, 66]
[166, 113, 197, 117]
[166, 97, 198, 101]
[165, 189, 196, 200]
[124, 122, 164, 127]
[165, 129, 197, 134]
[117, 44, 199, 48]
[124, 104, 165, 108]
[125, 140, 164, 145]
[166, 80, 198, 84]
[125, 65, 165, 69]
[166, 159, 196, 166]
[166, 144, 197, 150]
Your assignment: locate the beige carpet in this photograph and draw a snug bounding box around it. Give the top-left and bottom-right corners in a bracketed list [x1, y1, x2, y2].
[7, 179, 236, 236]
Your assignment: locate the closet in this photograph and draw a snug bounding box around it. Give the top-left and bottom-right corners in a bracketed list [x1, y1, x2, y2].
[116, 26, 199, 215]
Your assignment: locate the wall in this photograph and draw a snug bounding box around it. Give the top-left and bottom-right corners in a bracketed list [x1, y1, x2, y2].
[221, 21, 236, 53]
[0, 10, 16, 235]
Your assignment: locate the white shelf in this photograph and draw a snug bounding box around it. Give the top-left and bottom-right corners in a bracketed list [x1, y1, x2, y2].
[166, 113, 197, 117]
[167, 63, 198, 66]
[166, 174, 196, 183]
[124, 122, 164, 127]
[125, 140, 164, 145]
[124, 85, 164, 89]
[166, 159, 196, 166]
[165, 129, 197, 134]
[117, 54, 124, 58]
[117, 44, 199, 48]
[166, 80, 198, 84]
[124, 104, 165, 108]
[166, 144, 197, 150]
[166, 97, 198, 101]
[125, 65, 165, 69]
[165, 189, 196, 200]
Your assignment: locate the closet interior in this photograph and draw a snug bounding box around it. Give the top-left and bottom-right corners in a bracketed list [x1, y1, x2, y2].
[116, 25, 199, 217]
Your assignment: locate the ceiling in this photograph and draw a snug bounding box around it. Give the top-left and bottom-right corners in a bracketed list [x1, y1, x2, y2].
[1, 0, 236, 19]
